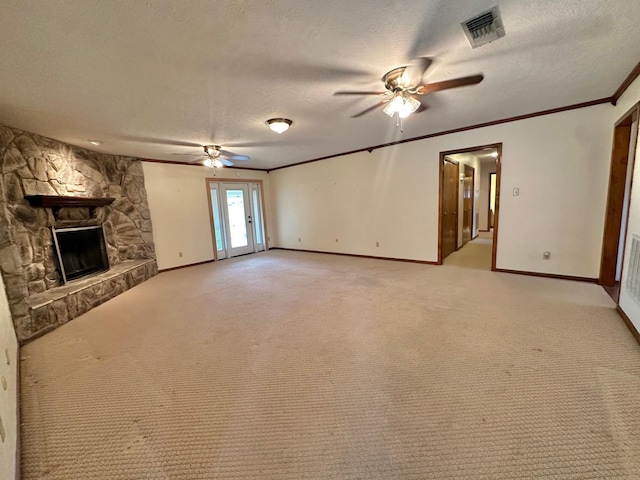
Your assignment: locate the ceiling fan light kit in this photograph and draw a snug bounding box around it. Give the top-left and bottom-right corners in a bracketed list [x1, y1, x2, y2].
[203, 157, 224, 169]
[266, 118, 292, 134]
[335, 62, 483, 125]
[186, 144, 250, 169]
[383, 92, 420, 119]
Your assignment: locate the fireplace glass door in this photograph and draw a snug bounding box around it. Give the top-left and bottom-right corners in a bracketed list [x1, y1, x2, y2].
[52, 225, 110, 283]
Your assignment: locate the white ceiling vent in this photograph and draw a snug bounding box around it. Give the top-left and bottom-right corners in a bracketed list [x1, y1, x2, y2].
[462, 6, 505, 49]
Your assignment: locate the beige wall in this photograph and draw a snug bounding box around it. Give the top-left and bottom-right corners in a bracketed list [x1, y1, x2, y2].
[270, 103, 616, 277]
[142, 163, 273, 270]
[0, 274, 18, 480]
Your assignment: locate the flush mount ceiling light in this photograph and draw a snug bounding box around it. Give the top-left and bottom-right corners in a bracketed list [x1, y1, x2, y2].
[266, 118, 292, 134]
[89, 140, 102, 146]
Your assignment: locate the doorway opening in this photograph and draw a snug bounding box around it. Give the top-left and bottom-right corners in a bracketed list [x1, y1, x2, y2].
[207, 179, 268, 260]
[461, 164, 475, 247]
[438, 143, 502, 270]
[488, 172, 497, 230]
[600, 104, 640, 301]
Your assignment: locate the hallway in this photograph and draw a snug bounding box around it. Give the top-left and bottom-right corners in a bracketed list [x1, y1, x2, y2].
[443, 231, 493, 270]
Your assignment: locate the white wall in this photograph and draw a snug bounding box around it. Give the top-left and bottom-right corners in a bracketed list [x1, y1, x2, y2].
[270, 143, 440, 261]
[270, 103, 616, 277]
[142, 163, 273, 270]
[0, 274, 18, 480]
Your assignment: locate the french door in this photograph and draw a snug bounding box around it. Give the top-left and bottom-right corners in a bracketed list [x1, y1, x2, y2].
[209, 182, 265, 259]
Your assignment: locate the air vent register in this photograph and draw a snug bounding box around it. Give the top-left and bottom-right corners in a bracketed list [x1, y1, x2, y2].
[462, 6, 505, 49]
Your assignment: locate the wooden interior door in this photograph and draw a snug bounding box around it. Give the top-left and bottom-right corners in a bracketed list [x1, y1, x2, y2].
[600, 111, 638, 287]
[462, 164, 474, 246]
[441, 159, 459, 260]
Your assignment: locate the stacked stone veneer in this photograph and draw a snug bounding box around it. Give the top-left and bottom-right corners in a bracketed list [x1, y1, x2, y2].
[0, 124, 158, 342]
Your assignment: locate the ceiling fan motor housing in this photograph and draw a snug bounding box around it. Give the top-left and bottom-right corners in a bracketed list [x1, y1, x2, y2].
[204, 145, 222, 158]
[383, 67, 410, 91]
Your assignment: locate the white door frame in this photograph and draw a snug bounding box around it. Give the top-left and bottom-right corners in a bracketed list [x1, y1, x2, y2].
[221, 183, 254, 257]
[207, 178, 269, 261]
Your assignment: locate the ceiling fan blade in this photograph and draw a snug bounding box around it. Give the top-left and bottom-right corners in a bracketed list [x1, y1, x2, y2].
[119, 135, 202, 148]
[170, 152, 207, 163]
[220, 159, 235, 167]
[351, 101, 387, 118]
[334, 91, 387, 96]
[226, 141, 274, 148]
[414, 103, 429, 114]
[220, 150, 250, 161]
[416, 74, 484, 95]
[401, 57, 432, 87]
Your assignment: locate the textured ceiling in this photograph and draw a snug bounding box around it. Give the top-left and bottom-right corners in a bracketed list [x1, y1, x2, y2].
[1, 1, 639, 169]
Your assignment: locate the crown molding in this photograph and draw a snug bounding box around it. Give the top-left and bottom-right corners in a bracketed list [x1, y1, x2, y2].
[268, 97, 612, 172]
[611, 60, 640, 106]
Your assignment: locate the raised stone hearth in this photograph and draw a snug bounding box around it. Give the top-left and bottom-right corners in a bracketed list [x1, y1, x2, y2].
[0, 124, 158, 342]
[28, 259, 157, 339]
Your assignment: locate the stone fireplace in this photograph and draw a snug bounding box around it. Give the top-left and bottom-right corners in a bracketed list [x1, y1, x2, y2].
[0, 124, 158, 343]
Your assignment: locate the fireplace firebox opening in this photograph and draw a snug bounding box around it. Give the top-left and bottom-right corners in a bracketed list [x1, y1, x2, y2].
[52, 225, 110, 283]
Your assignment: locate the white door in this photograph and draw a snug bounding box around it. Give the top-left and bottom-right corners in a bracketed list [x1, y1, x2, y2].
[209, 184, 227, 259]
[221, 184, 255, 257]
[250, 184, 265, 252]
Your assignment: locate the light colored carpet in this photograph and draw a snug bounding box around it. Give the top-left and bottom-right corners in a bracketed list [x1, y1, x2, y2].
[20, 249, 640, 479]
[444, 231, 493, 270]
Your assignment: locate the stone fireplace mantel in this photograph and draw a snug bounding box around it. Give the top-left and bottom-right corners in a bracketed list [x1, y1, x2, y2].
[24, 194, 116, 208]
[24, 194, 115, 217]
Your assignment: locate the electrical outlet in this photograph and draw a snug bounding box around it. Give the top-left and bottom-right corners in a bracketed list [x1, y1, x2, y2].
[513, 187, 520, 196]
[543, 251, 551, 260]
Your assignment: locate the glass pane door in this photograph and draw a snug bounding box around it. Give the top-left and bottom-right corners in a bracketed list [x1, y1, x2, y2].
[210, 184, 227, 259]
[251, 185, 265, 251]
[209, 181, 265, 260]
[221, 184, 255, 257]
